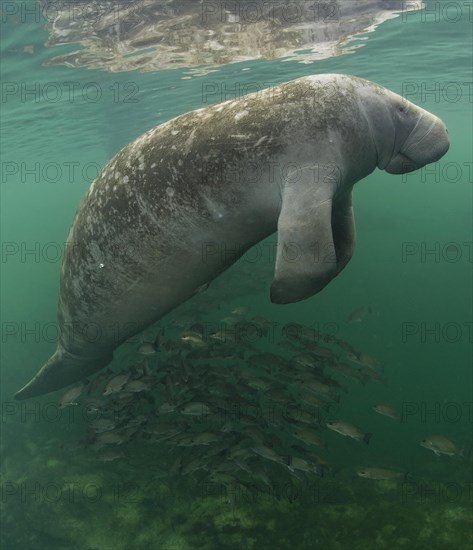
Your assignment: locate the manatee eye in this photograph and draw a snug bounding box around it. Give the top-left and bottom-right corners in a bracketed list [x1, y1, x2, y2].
[398, 106, 405, 113]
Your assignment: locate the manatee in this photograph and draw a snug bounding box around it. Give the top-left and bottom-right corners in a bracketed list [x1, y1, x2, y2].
[15, 74, 449, 399]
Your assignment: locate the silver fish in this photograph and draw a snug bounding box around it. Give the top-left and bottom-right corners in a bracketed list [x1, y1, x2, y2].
[96, 450, 123, 462]
[347, 306, 372, 323]
[326, 420, 373, 444]
[251, 444, 285, 464]
[137, 342, 157, 355]
[348, 352, 382, 371]
[357, 467, 406, 480]
[90, 418, 116, 433]
[94, 431, 124, 446]
[103, 372, 130, 396]
[292, 428, 326, 448]
[124, 379, 151, 393]
[180, 402, 213, 416]
[372, 403, 399, 420]
[58, 383, 84, 408]
[420, 435, 469, 458]
[286, 456, 322, 475]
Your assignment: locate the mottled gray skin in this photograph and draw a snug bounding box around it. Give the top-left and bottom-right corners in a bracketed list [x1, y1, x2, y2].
[15, 74, 449, 399]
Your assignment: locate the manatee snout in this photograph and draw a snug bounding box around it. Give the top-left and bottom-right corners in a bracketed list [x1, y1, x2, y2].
[386, 114, 450, 174]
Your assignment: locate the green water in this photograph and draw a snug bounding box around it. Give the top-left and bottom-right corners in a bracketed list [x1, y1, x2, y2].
[1, 3, 472, 549]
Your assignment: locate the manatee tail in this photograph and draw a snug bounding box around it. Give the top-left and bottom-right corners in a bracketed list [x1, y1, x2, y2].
[14, 347, 113, 400]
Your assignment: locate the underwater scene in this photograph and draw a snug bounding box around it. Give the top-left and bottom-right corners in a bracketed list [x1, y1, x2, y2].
[1, 1, 472, 549]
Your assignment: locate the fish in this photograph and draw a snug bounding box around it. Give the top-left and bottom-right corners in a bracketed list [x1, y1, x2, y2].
[332, 337, 357, 355]
[294, 379, 340, 400]
[208, 329, 235, 344]
[124, 379, 153, 393]
[348, 351, 382, 371]
[201, 440, 233, 459]
[86, 372, 109, 395]
[292, 428, 327, 448]
[48, 298, 421, 489]
[137, 341, 158, 355]
[173, 432, 220, 446]
[220, 315, 240, 325]
[292, 353, 324, 370]
[95, 450, 124, 462]
[103, 372, 131, 396]
[180, 401, 213, 416]
[180, 330, 206, 346]
[208, 472, 238, 487]
[58, 383, 85, 408]
[326, 362, 371, 386]
[108, 392, 135, 410]
[347, 306, 372, 323]
[357, 467, 407, 480]
[326, 420, 373, 444]
[302, 342, 337, 360]
[190, 432, 221, 446]
[248, 352, 290, 372]
[278, 339, 304, 352]
[296, 391, 331, 411]
[250, 444, 286, 464]
[219, 421, 237, 433]
[357, 366, 384, 384]
[158, 402, 177, 414]
[286, 456, 324, 476]
[182, 457, 208, 475]
[244, 426, 267, 443]
[372, 403, 399, 420]
[284, 323, 319, 344]
[264, 388, 289, 402]
[89, 418, 116, 433]
[143, 420, 179, 436]
[82, 397, 106, 414]
[94, 431, 125, 446]
[232, 306, 249, 316]
[123, 414, 148, 429]
[246, 377, 271, 391]
[284, 407, 321, 425]
[420, 435, 470, 458]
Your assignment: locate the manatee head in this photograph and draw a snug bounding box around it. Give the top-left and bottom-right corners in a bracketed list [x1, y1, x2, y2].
[360, 82, 450, 175]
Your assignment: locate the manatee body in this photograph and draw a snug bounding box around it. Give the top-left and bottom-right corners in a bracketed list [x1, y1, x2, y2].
[15, 74, 449, 399]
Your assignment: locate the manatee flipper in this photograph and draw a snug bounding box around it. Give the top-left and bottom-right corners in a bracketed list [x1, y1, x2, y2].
[331, 189, 356, 275]
[14, 348, 112, 400]
[270, 165, 355, 304]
